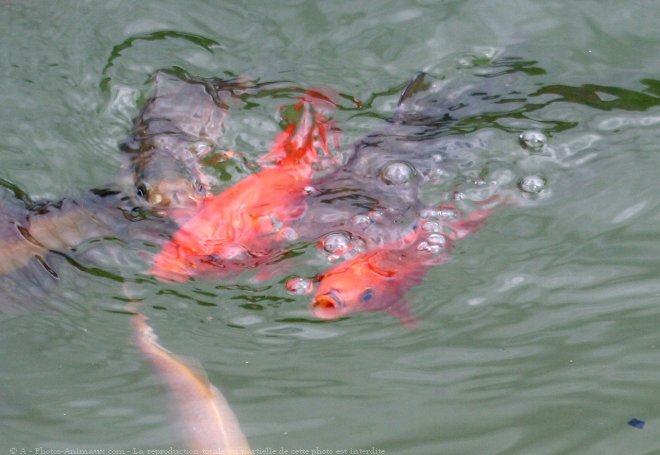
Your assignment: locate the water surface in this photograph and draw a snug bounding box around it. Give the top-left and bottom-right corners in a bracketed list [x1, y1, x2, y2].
[2, 1, 660, 454]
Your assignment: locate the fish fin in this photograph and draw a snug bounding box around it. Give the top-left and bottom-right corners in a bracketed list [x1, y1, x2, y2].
[302, 87, 339, 111]
[446, 207, 493, 241]
[366, 258, 396, 278]
[398, 72, 432, 106]
[259, 94, 338, 168]
[387, 300, 419, 329]
[149, 242, 195, 282]
[256, 124, 297, 166]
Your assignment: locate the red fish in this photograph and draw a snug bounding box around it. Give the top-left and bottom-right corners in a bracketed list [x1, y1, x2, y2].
[309, 205, 494, 325]
[150, 94, 339, 282]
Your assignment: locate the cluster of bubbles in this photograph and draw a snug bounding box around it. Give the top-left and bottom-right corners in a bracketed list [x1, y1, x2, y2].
[518, 130, 549, 196]
[414, 208, 457, 256]
[284, 123, 552, 298]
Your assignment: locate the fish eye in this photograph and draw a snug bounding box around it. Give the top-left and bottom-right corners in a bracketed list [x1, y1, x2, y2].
[360, 288, 374, 303]
[136, 183, 148, 199]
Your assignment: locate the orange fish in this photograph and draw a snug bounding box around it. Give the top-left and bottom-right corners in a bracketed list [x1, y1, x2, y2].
[150, 94, 339, 282]
[309, 205, 493, 325]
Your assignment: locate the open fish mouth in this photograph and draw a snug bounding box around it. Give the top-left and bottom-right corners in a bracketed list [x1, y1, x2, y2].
[310, 290, 345, 319]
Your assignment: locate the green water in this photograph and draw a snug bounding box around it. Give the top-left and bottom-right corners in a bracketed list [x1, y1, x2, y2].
[2, 1, 660, 454]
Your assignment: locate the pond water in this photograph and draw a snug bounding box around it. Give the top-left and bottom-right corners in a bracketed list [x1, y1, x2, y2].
[2, 1, 660, 454]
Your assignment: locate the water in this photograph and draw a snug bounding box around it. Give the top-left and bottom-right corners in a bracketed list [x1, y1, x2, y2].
[2, 0, 660, 453]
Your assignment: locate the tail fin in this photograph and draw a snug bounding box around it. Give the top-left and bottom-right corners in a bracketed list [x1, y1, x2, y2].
[437, 196, 504, 241]
[258, 90, 340, 167]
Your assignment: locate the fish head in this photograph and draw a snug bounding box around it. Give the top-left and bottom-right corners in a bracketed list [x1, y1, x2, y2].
[309, 260, 381, 320]
[131, 138, 210, 209]
[137, 176, 206, 209]
[310, 288, 378, 320]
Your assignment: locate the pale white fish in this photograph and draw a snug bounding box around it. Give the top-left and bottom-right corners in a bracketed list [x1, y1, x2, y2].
[132, 313, 251, 453]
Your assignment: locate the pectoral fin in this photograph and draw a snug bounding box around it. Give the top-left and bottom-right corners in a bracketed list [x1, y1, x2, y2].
[386, 300, 418, 329]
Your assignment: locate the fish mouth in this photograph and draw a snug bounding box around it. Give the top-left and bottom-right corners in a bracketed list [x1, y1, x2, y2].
[146, 177, 207, 208]
[310, 291, 344, 319]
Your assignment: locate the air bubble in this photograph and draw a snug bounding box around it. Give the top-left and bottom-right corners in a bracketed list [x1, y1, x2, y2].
[426, 233, 447, 247]
[321, 232, 351, 254]
[422, 221, 441, 233]
[519, 130, 547, 151]
[437, 207, 459, 220]
[428, 167, 449, 184]
[380, 161, 415, 185]
[417, 241, 442, 254]
[420, 209, 439, 220]
[285, 276, 313, 295]
[368, 210, 384, 221]
[518, 175, 546, 193]
[352, 214, 372, 229]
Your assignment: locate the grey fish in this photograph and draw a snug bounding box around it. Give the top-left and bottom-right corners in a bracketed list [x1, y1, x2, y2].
[293, 71, 496, 252]
[121, 71, 227, 209]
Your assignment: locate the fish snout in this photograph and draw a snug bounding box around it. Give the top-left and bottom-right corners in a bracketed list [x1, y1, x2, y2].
[147, 179, 207, 208]
[310, 291, 345, 319]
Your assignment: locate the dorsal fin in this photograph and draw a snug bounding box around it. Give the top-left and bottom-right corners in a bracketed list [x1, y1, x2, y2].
[398, 72, 432, 106]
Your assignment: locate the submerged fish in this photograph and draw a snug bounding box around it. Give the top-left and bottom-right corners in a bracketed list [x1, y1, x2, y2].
[121, 71, 228, 209]
[133, 313, 251, 452]
[299, 68, 535, 322]
[310, 205, 494, 325]
[0, 184, 179, 319]
[149, 94, 339, 282]
[290, 69, 509, 255]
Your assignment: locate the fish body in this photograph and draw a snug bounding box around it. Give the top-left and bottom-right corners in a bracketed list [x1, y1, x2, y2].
[310, 205, 493, 324]
[121, 71, 228, 209]
[291, 73, 494, 260]
[336, 63, 540, 188]
[0, 187, 137, 275]
[309, 67, 533, 322]
[150, 98, 338, 281]
[133, 314, 251, 452]
[0, 185, 177, 318]
[150, 164, 310, 281]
